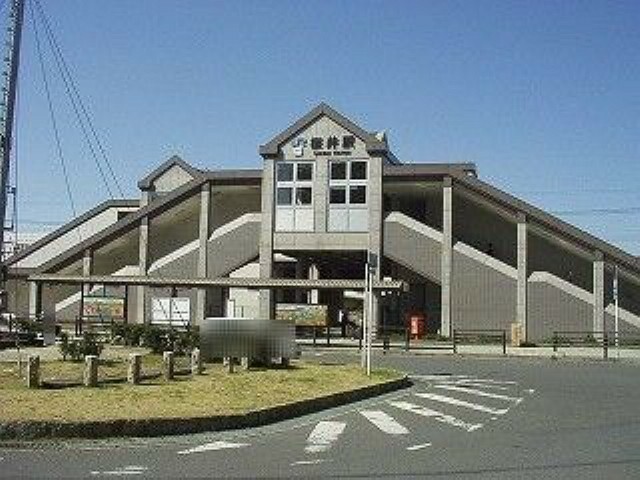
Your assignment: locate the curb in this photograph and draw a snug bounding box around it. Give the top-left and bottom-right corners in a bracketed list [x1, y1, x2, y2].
[0, 376, 411, 441]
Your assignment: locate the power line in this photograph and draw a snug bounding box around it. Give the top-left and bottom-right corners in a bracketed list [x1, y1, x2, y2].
[31, 0, 114, 199]
[34, 0, 124, 198]
[28, 0, 79, 234]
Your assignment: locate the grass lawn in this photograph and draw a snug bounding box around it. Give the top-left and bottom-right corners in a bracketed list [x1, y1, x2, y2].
[0, 359, 402, 422]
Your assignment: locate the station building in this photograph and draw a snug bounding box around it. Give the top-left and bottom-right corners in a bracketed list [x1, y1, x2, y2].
[5, 103, 640, 342]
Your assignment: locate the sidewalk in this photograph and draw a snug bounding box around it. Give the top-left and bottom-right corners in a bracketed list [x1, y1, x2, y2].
[296, 338, 640, 361]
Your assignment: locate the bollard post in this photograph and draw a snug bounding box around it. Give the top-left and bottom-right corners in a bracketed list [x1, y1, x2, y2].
[128, 353, 142, 384]
[452, 330, 458, 354]
[84, 355, 98, 387]
[224, 356, 235, 374]
[383, 336, 390, 354]
[26, 355, 40, 389]
[603, 333, 608, 360]
[326, 325, 330, 346]
[553, 333, 558, 353]
[191, 348, 203, 375]
[313, 327, 317, 347]
[240, 357, 250, 370]
[281, 357, 290, 368]
[163, 351, 175, 380]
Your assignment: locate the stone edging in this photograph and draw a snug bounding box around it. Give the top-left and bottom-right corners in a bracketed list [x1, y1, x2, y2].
[0, 376, 410, 441]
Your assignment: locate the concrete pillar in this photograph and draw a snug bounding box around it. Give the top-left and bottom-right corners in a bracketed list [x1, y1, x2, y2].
[163, 351, 175, 380]
[26, 355, 40, 389]
[593, 251, 605, 335]
[309, 264, 320, 304]
[28, 281, 41, 320]
[368, 156, 384, 337]
[440, 177, 453, 338]
[136, 215, 149, 324]
[80, 249, 93, 320]
[294, 260, 307, 304]
[195, 182, 211, 325]
[516, 213, 528, 342]
[240, 356, 250, 370]
[128, 353, 142, 384]
[314, 158, 329, 232]
[259, 158, 276, 319]
[84, 355, 99, 387]
[191, 348, 203, 375]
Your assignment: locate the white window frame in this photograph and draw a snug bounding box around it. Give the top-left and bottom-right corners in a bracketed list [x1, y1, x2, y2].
[328, 159, 368, 232]
[275, 161, 315, 232]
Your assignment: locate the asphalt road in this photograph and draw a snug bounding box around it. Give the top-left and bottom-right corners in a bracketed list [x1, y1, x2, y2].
[2, 351, 640, 479]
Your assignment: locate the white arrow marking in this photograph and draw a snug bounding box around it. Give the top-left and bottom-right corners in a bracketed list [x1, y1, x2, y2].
[291, 459, 328, 466]
[305, 421, 346, 453]
[434, 384, 523, 403]
[389, 401, 483, 432]
[360, 410, 409, 435]
[90, 465, 147, 476]
[177, 441, 250, 455]
[407, 442, 432, 451]
[415, 392, 509, 415]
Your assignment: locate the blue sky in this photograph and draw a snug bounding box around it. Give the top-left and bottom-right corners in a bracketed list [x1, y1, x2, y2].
[9, 0, 640, 253]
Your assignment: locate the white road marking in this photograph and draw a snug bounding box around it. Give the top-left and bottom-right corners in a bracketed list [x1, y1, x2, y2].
[177, 441, 250, 455]
[411, 374, 469, 381]
[389, 401, 483, 432]
[434, 384, 523, 403]
[291, 459, 328, 466]
[305, 421, 346, 453]
[360, 410, 409, 435]
[415, 392, 509, 415]
[90, 465, 147, 476]
[460, 378, 518, 386]
[452, 382, 511, 391]
[526, 388, 536, 394]
[407, 442, 432, 451]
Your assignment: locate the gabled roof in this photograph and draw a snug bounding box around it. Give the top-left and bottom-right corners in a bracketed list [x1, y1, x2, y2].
[259, 103, 389, 158]
[137, 155, 202, 191]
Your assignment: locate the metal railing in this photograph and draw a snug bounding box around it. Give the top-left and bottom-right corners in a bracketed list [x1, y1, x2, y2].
[452, 328, 507, 355]
[549, 330, 640, 360]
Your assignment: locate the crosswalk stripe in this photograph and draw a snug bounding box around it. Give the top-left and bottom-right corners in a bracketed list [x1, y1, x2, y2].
[459, 378, 517, 386]
[305, 421, 346, 454]
[433, 384, 523, 403]
[415, 392, 509, 415]
[360, 410, 409, 435]
[388, 401, 483, 432]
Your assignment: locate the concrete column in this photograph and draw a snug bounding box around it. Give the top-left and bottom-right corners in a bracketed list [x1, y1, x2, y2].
[128, 353, 142, 384]
[516, 213, 528, 341]
[309, 264, 320, 304]
[80, 249, 93, 319]
[593, 251, 605, 335]
[28, 281, 42, 319]
[136, 215, 149, 324]
[259, 158, 276, 319]
[163, 351, 175, 380]
[191, 348, 203, 375]
[84, 355, 99, 387]
[368, 156, 384, 337]
[314, 158, 328, 232]
[440, 177, 453, 338]
[195, 182, 211, 325]
[295, 260, 307, 304]
[26, 355, 40, 389]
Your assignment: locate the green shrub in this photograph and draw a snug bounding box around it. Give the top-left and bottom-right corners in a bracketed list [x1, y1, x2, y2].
[59, 331, 104, 362]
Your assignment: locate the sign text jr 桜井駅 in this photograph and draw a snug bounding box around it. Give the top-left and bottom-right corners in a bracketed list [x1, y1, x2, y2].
[292, 134, 356, 157]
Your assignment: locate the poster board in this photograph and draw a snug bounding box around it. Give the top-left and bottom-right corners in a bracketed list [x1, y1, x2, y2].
[82, 296, 125, 321]
[151, 297, 190, 327]
[276, 304, 328, 326]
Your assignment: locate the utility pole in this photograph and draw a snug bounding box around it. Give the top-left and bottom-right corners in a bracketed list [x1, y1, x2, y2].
[0, 0, 25, 305]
